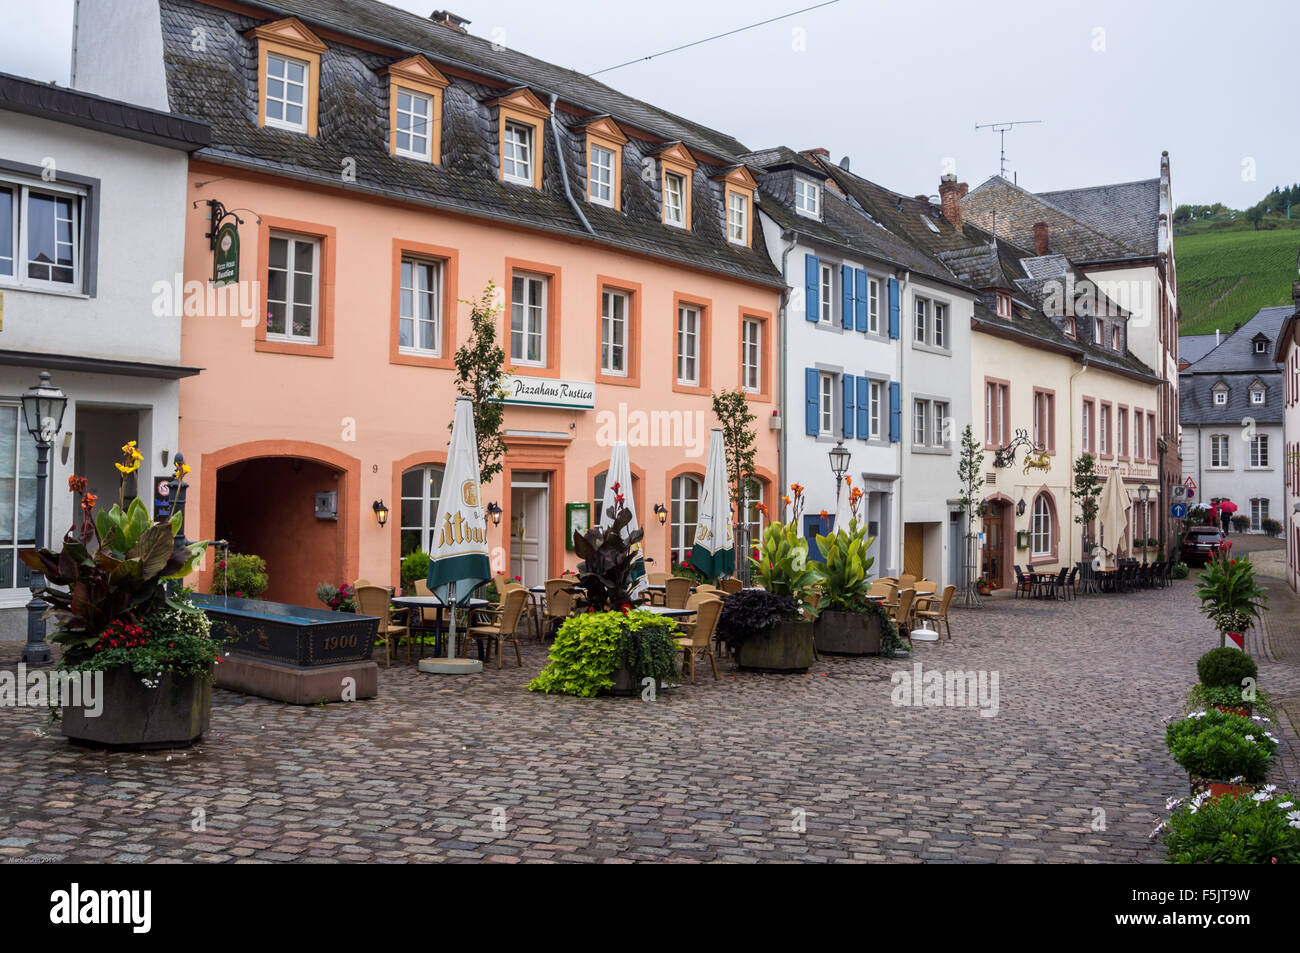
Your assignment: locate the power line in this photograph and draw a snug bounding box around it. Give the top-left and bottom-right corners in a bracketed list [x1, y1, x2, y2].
[587, 0, 841, 77]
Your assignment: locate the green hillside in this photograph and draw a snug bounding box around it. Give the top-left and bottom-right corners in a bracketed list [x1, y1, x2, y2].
[1175, 228, 1299, 335]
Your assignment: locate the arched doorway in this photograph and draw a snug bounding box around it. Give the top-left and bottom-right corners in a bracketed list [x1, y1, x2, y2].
[212, 456, 345, 606]
[980, 498, 1011, 589]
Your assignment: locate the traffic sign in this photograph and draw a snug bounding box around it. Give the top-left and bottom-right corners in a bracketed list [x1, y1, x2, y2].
[1183, 476, 1197, 492]
[1171, 502, 1188, 520]
[1171, 485, 1186, 500]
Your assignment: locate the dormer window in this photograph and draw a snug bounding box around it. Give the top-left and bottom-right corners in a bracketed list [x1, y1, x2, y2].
[718, 165, 757, 247]
[1254, 336, 1269, 354]
[1112, 327, 1120, 351]
[996, 291, 1011, 318]
[728, 191, 748, 244]
[384, 55, 449, 164]
[1250, 381, 1266, 405]
[1066, 317, 1076, 338]
[491, 88, 551, 189]
[794, 176, 821, 218]
[656, 143, 696, 229]
[249, 18, 327, 137]
[581, 117, 627, 210]
[1212, 383, 1228, 406]
[1094, 318, 1104, 345]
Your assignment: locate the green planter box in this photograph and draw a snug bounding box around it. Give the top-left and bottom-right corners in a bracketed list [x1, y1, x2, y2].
[735, 619, 816, 672]
[61, 668, 212, 750]
[814, 610, 882, 655]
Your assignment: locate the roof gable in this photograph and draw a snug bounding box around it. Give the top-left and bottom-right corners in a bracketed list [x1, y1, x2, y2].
[245, 16, 328, 54]
[383, 54, 450, 90]
[489, 86, 551, 120]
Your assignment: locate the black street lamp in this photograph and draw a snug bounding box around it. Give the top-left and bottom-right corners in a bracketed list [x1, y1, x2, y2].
[1137, 483, 1151, 566]
[828, 440, 852, 513]
[20, 371, 67, 665]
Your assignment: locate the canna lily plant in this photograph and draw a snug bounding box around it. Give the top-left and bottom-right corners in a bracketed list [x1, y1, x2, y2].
[814, 517, 875, 613]
[749, 484, 820, 607]
[1196, 543, 1267, 637]
[572, 485, 644, 612]
[21, 473, 207, 666]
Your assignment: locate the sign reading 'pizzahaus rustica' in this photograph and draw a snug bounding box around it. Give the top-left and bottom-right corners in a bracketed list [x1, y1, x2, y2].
[495, 374, 595, 410]
[212, 222, 239, 286]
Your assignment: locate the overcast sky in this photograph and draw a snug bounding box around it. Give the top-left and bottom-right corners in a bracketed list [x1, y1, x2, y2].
[3, 0, 1292, 207]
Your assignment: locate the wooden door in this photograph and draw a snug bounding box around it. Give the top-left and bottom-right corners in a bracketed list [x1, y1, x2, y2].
[982, 512, 1004, 588]
[903, 524, 924, 578]
[509, 481, 549, 588]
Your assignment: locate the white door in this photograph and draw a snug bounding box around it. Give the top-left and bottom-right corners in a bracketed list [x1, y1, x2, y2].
[509, 473, 549, 588]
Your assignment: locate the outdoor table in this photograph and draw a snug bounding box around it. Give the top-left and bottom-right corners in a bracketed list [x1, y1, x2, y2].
[637, 606, 695, 619]
[390, 596, 489, 661]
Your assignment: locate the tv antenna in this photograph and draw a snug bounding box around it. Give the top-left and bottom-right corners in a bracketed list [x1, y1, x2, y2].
[975, 120, 1042, 179]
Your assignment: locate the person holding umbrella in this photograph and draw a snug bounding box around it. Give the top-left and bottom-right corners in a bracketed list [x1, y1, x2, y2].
[1218, 499, 1238, 534]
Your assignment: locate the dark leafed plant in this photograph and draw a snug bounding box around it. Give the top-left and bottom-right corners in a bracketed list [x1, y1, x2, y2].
[573, 488, 644, 612]
[21, 475, 206, 667]
[716, 588, 797, 650]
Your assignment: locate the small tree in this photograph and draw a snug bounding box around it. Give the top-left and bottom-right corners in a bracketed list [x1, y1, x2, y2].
[955, 424, 984, 605]
[1071, 453, 1102, 546]
[712, 389, 758, 579]
[452, 282, 507, 484]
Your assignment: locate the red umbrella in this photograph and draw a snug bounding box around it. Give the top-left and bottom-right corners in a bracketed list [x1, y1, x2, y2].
[1218, 500, 1238, 515]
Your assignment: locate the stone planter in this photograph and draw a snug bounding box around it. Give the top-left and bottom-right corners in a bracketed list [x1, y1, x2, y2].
[61, 667, 212, 750]
[814, 610, 881, 655]
[735, 619, 816, 672]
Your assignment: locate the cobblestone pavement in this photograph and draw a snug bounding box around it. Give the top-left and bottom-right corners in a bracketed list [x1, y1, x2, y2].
[2, 577, 1298, 864]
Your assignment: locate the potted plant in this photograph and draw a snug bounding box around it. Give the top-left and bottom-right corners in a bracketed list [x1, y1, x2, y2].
[315, 582, 358, 613]
[211, 551, 268, 600]
[21, 462, 214, 749]
[1193, 646, 1260, 715]
[1195, 543, 1267, 649]
[1165, 708, 1278, 797]
[975, 575, 994, 595]
[529, 489, 679, 696]
[399, 550, 430, 594]
[1156, 787, 1300, 864]
[733, 485, 820, 671]
[716, 588, 805, 669]
[811, 492, 881, 655]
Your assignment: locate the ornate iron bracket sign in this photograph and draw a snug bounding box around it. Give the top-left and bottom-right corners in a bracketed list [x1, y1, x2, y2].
[992, 428, 1035, 468]
[202, 199, 244, 251]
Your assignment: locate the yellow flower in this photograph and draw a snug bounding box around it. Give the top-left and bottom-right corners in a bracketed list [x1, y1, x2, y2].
[180, 464, 192, 475]
[114, 461, 140, 476]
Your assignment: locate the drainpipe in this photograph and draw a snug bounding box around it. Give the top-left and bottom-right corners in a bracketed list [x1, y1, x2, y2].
[895, 269, 910, 578]
[1069, 356, 1090, 567]
[549, 94, 594, 236]
[777, 229, 798, 510]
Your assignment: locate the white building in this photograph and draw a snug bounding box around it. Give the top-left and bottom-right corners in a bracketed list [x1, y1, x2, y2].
[1272, 286, 1300, 594]
[0, 73, 207, 637]
[1180, 306, 1290, 535]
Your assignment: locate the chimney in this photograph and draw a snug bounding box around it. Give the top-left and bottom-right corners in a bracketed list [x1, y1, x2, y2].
[939, 173, 962, 228]
[957, 182, 968, 199]
[805, 148, 830, 160]
[1033, 221, 1049, 256]
[430, 10, 470, 32]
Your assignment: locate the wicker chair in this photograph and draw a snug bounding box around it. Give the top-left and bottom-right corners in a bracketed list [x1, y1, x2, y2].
[719, 577, 743, 594]
[356, 585, 409, 666]
[542, 577, 579, 635]
[664, 576, 693, 609]
[675, 597, 723, 683]
[887, 587, 916, 633]
[914, 585, 955, 640]
[464, 586, 527, 668]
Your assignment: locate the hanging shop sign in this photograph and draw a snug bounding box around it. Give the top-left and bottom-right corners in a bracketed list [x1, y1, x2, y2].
[495, 375, 595, 410]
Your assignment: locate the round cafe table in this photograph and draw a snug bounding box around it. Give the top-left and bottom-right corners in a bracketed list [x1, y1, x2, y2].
[390, 596, 489, 661]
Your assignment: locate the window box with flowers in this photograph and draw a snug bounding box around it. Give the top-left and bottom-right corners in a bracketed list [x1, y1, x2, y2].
[21, 451, 216, 749]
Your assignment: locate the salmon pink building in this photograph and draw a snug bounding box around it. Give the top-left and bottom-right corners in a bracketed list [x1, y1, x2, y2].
[73, 0, 783, 605]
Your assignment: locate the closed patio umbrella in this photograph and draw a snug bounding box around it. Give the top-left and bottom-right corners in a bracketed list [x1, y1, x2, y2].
[598, 441, 646, 597]
[422, 395, 490, 674]
[689, 428, 735, 580]
[1096, 465, 1130, 564]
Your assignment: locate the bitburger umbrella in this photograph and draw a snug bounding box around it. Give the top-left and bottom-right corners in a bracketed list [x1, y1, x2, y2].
[1097, 465, 1130, 563]
[423, 395, 490, 673]
[689, 428, 735, 580]
[597, 441, 646, 597]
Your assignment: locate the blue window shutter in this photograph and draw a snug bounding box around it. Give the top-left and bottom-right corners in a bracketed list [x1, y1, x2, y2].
[804, 255, 819, 323]
[842, 373, 855, 439]
[840, 264, 854, 329]
[856, 376, 870, 439]
[804, 514, 832, 562]
[805, 367, 819, 435]
[888, 278, 900, 339]
[854, 268, 869, 332]
[889, 381, 901, 442]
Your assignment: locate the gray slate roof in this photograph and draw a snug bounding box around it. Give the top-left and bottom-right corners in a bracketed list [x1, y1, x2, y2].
[1178, 334, 1220, 367]
[1182, 306, 1290, 375]
[1036, 179, 1161, 257]
[0, 71, 209, 150]
[1180, 306, 1289, 426]
[157, 0, 782, 288]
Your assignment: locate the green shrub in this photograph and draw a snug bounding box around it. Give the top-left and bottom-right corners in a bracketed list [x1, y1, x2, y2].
[1262, 517, 1283, 537]
[1161, 790, 1300, 864]
[400, 550, 430, 591]
[1169, 562, 1190, 580]
[1165, 709, 1277, 784]
[59, 602, 229, 683]
[813, 517, 875, 613]
[1185, 684, 1273, 719]
[1230, 515, 1250, 532]
[212, 552, 268, 600]
[1197, 646, 1258, 687]
[528, 608, 679, 697]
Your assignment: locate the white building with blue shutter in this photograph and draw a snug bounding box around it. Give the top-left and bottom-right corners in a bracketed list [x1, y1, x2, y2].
[747, 148, 904, 576]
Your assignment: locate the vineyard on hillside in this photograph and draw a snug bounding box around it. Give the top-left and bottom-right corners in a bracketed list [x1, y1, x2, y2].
[1176, 228, 1299, 335]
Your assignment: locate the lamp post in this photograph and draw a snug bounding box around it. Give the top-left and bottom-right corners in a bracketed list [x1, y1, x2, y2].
[20, 371, 67, 665]
[1137, 483, 1151, 566]
[828, 440, 852, 513]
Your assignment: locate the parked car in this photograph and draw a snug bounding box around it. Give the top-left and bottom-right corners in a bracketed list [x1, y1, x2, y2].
[1180, 528, 1224, 566]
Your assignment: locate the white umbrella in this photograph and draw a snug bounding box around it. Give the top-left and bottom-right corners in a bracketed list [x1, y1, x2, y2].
[423, 395, 490, 673]
[598, 441, 646, 597]
[690, 428, 735, 580]
[1096, 465, 1130, 564]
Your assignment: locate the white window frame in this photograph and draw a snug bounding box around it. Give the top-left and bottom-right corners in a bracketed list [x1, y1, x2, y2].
[400, 464, 445, 555]
[1250, 434, 1269, 468]
[1112, 326, 1120, 351]
[503, 121, 534, 185]
[933, 401, 949, 448]
[394, 88, 433, 161]
[727, 191, 748, 244]
[996, 291, 1011, 318]
[1100, 407, 1110, 455]
[265, 52, 309, 133]
[0, 403, 38, 591]
[1082, 401, 1093, 453]
[1031, 495, 1052, 557]
[914, 297, 928, 343]
[867, 277, 880, 333]
[1251, 498, 1269, 529]
[1210, 434, 1229, 468]
[664, 171, 687, 227]
[869, 380, 883, 440]
[589, 144, 615, 207]
[676, 305, 700, 386]
[819, 264, 834, 324]
[670, 474, 701, 563]
[913, 399, 929, 446]
[741, 317, 762, 393]
[266, 232, 320, 344]
[601, 289, 628, 376]
[0, 176, 85, 291]
[510, 273, 547, 366]
[398, 256, 442, 355]
[1213, 389, 1227, 406]
[933, 301, 946, 348]
[1251, 388, 1265, 405]
[794, 176, 821, 218]
[819, 372, 835, 436]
